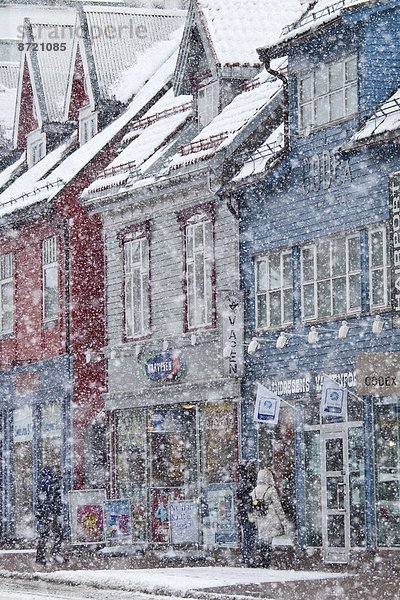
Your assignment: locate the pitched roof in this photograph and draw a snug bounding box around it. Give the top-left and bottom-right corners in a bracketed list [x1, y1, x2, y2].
[345, 86, 400, 147]
[83, 6, 185, 101]
[169, 69, 283, 170]
[233, 122, 285, 182]
[195, 0, 303, 67]
[261, 0, 374, 57]
[0, 43, 179, 220]
[83, 89, 193, 198]
[0, 63, 19, 144]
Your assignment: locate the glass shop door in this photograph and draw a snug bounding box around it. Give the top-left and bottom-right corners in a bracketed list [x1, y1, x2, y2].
[321, 425, 350, 563]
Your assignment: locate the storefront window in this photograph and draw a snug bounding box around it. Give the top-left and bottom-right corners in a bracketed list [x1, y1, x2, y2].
[115, 409, 147, 499]
[201, 403, 236, 484]
[13, 406, 34, 539]
[304, 429, 322, 546]
[375, 399, 400, 547]
[348, 427, 365, 546]
[41, 401, 62, 471]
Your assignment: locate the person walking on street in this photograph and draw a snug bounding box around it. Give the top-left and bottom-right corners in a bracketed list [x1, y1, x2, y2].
[250, 468, 293, 568]
[237, 460, 257, 566]
[35, 466, 64, 566]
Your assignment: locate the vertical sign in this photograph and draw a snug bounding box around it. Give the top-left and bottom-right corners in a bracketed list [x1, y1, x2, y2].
[220, 290, 244, 377]
[389, 173, 400, 327]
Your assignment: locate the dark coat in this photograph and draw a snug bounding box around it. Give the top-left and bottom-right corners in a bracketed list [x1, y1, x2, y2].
[36, 467, 62, 524]
[237, 462, 256, 527]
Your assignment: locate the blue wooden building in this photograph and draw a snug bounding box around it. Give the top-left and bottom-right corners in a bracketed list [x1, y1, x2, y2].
[232, 0, 400, 564]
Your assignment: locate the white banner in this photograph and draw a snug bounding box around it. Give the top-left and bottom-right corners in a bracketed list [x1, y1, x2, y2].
[254, 383, 281, 425]
[321, 375, 348, 417]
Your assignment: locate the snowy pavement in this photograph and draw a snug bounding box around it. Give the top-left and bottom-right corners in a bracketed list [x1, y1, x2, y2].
[35, 566, 347, 595]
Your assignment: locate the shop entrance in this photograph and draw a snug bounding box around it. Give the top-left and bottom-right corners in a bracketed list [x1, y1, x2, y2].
[320, 422, 365, 563]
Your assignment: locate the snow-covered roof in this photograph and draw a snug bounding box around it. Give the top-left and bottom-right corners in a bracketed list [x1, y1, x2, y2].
[262, 0, 373, 56]
[84, 5, 185, 100]
[0, 63, 19, 89]
[84, 90, 192, 197]
[347, 87, 400, 146]
[169, 70, 283, 170]
[195, 0, 303, 67]
[233, 122, 285, 182]
[0, 5, 76, 39]
[28, 22, 76, 122]
[0, 47, 179, 219]
[0, 84, 17, 143]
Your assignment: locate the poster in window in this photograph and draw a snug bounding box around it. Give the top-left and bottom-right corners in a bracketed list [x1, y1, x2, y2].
[69, 489, 105, 544]
[201, 403, 236, 484]
[151, 488, 182, 543]
[203, 484, 236, 546]
[104, 499, 131, 544]
[131, 491, 147, 543]
[169, 500, 199, 545]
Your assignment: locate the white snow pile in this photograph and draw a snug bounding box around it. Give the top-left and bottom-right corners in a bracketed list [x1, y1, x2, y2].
[33, 566, 348, 596]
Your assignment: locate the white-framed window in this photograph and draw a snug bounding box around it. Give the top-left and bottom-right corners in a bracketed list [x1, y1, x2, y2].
[26, 129, 46, 168]
[0, 253, 14, 335]
[299, 55, 357, 131]
[255, 250, 293, 329]
[198, 81, 219, 130]
[186, 218, 213, 328]
[79, 106, 98, 146]
[369, 226, 390, 309]
[301, 234, 361, 321]
[42, 236, 59, 322]
[124, 235, 150, 339]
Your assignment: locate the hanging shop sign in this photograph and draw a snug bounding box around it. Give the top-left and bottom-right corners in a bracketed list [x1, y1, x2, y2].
[389, 173, 400, 327]
[220, 290, 244, 378]
[356, 352, 400, 396]
[143, 351, 185, 382]
[254, 383, 281, 425]
[169, 500, 199, 545]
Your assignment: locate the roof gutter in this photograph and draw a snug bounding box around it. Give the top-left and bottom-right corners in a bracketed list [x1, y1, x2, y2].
[259, 54, 290, 155]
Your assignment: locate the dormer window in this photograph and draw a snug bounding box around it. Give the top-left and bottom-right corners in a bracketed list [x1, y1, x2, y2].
[299, 55, 357, 132]
[79, 106, 98, 146]
[26, 129, 46, 168]
[198, 81, 219, 130]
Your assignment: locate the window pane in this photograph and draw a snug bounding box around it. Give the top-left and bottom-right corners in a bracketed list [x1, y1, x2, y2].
[349, 273, 361, 311]
[257, 260, 267, 292]
[317, 244, 330, 279]
[269, 290, 281, 326]
[332, 277, 346, 315]
[371, 270, 385, 307]
[283, 289, 293, 324]
[187, 227, 194, 259]
[194, 224, 204, 249]
[205, 258, 212, 324]
[348, 236, 360, 272]
[345, 84, 357, 115]
[125, 275, 133, 336]
[302, 248, 315, 281]
[330, 61, 343, 91]
[345, 56, 357, 83]
[269, 254, 281, 290]
[315, 65, 328, 96]
[330, 90, 344, 121]
[195, 254, 205, 324]
[1, 281, 13, 332]
[257, 294, 267, 328]
[204, 221, 213, 251]
[315, 97, 329, 126]
[300, 76, 312, 103]
[283, 253, 292, 287]
[44, 265, 59, 320]
[370, 230, 384, 268]
[300, 103, 312, 128]
[317, 280, 331, 317]
[332, 238, 346, 276]
[188, 262, 195, 326]
[303, 283, 315, 319]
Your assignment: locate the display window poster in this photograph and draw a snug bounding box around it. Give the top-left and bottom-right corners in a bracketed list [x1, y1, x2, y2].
[69, 489, 105, 545]
[201, 403, 236, 484]
[169, 500, 199, 545]
[104, 499, 132, 544]
[151, 488, 182, 542]
[204, 484, 236, 546]
[131, 491, 147, 543]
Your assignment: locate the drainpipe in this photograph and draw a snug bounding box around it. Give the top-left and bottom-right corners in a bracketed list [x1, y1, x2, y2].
[259, 52, 290, 153]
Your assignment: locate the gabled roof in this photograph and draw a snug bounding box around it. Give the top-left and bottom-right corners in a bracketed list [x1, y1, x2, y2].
[194, 0, 303, 67]
[233, 122, 285, 182]
[169, 68, 283, 171]
[0, 43, 180, 220]
[0, 63, 19, 146]
[261, 0, 376, 59]
[81, 5, 185, 102]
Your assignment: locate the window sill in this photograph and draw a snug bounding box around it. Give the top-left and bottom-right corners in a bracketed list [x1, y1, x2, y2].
[42, 319, 59, 329]
[299, 112, 357, 137]
[123, 332, 152, 344]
